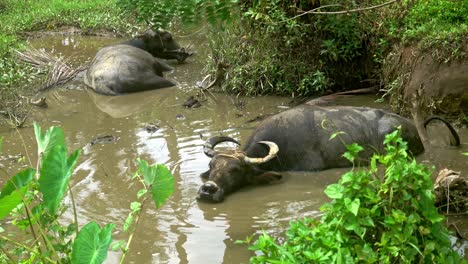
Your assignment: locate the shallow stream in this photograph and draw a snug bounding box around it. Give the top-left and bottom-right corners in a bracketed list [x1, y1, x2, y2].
[0, 33, 466, 263]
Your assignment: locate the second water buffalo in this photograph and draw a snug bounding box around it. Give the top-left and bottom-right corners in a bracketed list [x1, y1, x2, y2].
[197, 105, 460, 202]
[84, 29, 191, 95]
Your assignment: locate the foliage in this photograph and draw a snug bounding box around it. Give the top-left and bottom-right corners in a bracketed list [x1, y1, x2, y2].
[401, 0, 468, 51]
[205, 0, 386, 96]
[0, 124, 174, 263]
[116, 0, 238, 29]
[243, 129, 462, 263]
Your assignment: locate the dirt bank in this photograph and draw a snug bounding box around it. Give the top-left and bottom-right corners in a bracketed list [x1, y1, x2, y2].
[383, 44, 468, 122]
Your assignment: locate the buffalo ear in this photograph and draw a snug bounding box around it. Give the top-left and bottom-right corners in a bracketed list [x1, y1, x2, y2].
[253, 171, 282, 185]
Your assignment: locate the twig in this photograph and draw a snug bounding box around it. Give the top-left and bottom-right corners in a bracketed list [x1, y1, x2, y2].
[0, 234, 55, 263]
[119, 197, 148, 264]
[0, 245, 16, 263]
[68, 183, 79, 234]
[275, 0, 398, 24]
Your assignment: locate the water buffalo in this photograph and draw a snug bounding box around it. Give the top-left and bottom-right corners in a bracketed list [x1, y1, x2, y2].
[84, 29, 192, 95]
[197, 105, 460, 202]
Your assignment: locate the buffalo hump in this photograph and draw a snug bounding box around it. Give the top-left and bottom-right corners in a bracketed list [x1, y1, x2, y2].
[84, 44, 175, 95]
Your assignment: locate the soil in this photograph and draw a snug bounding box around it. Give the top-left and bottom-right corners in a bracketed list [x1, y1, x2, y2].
[383, 44, 468, 120]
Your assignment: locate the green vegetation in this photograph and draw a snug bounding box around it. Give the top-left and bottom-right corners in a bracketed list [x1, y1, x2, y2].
[206, 0, 378, 96]
[401, 0, 468, 53]
[116, 0, 237, 28]
[241, 129, 462, 263]
[0, 124, 174, 263]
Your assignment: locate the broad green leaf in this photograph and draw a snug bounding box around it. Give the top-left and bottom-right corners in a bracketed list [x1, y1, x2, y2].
[463, 152, 468, 156]
[0, 168, 34, 199]
[34, 123, 65, 155]
[345, 198, 360, 216]
[137, 160, 174, 208]
[39, 145, 80, 215]
[71, 222, 114, 264]
[0, 169, 34, 220]
[136, 158, 155, 186]
[0, 186, 29, 220]
[0, 136, 3, 154]
[150, 164, 174, 208]
[324, 184, 344, 199]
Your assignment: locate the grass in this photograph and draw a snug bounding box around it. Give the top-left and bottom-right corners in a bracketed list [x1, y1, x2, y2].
[400, 0, 468, 58]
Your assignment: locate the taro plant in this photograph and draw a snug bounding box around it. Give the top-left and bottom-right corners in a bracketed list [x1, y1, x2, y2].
[0, 124, 174, 263]
[241, 129, 463, 263]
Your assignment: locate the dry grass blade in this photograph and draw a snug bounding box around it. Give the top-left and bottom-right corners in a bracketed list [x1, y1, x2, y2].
[15, 46, 88, 91]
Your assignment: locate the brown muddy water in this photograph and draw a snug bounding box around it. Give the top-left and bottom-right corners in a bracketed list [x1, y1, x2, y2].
[0, 34, 467, 263]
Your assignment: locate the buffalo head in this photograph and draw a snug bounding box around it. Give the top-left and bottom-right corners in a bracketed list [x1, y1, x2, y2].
[197, 136, 282, 202]
[138, 29, 192, 63]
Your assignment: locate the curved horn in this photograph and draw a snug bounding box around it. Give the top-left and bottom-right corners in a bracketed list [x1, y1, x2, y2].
[203, 136, 240, 158]
[243, 141, 279, 164]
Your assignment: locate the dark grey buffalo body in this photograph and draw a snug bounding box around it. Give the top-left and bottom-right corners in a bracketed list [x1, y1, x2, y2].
[198, 105, 460, 202]
[84, 30, 192, 95]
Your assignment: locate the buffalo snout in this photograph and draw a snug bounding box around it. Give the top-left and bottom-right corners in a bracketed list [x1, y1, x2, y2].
[197, 181, 225, 202]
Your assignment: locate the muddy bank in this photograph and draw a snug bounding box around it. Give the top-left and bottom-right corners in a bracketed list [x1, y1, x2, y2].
[383, 44, 468, 121]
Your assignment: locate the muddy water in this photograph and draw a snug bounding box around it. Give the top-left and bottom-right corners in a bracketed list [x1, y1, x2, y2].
[0, 34, 467, 263]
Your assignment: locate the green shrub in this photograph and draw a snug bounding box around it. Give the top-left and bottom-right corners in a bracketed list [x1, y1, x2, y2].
[243, 129, 462, 263]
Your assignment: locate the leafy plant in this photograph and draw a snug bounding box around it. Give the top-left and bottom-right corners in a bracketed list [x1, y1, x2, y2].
[116, 0, 238, 29]
[242, 129, 462, 263]
[0, 124, 174, 263]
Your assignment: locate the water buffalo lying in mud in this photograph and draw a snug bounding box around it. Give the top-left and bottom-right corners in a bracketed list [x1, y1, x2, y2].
[84, 29, 192, 95]
[197, 105, 460, 202]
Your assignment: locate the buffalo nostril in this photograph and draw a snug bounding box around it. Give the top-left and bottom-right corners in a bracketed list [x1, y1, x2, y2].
[201, 183, 218, 194]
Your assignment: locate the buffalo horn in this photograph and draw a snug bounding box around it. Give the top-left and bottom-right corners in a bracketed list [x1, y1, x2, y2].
[243, 141, 279, 164]
[203, 136, 240, 157]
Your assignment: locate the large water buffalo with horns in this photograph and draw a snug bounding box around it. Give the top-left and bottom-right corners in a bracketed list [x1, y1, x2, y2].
[197, 105, 460, 202]
[84, 29, 192, 95]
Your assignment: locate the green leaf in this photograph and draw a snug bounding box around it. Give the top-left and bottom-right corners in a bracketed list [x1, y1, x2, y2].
[39, 145, 80, 215]
[345, 198, 360, 216]
[136, 158, 155, 186]
[110, 240, 126, 251]
[329, 131, 345, 141]
[130, 202, 141, 212]
[71, 222, 114, 264]
[0, 136, 3, 154]
[149, 164, 174, 208]
[343, 143, 364, 162]
[33, 123, 65, 155]
[324, 184, 344, 199]
[0, 168, 34, 199]
[137, 189, 147, 199]
[0, 169, 34, 220]
[123, 213, 134, 232]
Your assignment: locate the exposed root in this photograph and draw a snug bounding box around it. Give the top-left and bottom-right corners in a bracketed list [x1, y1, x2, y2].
[435, 169, 468, 214]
